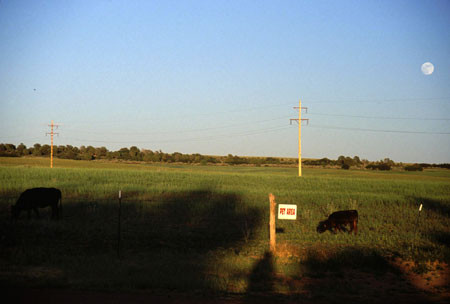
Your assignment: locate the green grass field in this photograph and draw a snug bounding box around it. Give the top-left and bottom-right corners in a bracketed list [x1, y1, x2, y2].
[1, 157, 449, 299]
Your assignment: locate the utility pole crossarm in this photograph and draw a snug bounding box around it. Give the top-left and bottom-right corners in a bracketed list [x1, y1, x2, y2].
[290, 118, 309, 125]
[293, 107, 308, 113]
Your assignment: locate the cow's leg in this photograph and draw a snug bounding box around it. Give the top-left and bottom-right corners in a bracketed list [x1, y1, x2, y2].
[51, 205, 58, 220]
[354, 220, 358, 235]
[338, 223, 347, 232]
[348, 222, 353, 234]
[349, 220, 355, 235]
[33, 208, 40, 219]
[332, 224, 338, 234]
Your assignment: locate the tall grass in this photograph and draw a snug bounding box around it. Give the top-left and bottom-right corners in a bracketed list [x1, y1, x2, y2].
[0, 157, 449, 294]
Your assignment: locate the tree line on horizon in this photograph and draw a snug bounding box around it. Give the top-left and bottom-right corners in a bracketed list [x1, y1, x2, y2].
[0, 143, 449, 170]
[0, 143, 292, 166]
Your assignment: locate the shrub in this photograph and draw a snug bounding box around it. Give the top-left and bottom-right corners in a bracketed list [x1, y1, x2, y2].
[341, 163, 350, 170]
[404, 164, 423, 171]
[366, 164, 391, 171]
[377, 163, 391, 171]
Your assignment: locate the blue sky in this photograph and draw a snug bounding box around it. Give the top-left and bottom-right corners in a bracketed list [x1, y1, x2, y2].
[1, 0, 449, 163]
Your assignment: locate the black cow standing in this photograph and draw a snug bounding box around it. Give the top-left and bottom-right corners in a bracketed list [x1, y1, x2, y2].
[11, 187, 62, 220]
[317, 210, 358, 235]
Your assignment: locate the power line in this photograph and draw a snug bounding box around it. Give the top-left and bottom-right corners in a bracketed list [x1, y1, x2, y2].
[13, 122, 449, 147]
[0, 136, 44, 142]
[61, 97, 450, 126]
[310, 125, 450, 135]
[61, 125, 292, 145]
[62, 115, 292, 137]
[62, 104, 294, 126]
[306, 97, 450, 104]
[308, 112, 450, 121]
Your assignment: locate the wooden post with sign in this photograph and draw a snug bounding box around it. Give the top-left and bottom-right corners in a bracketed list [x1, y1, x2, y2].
[278, 204, 297, 220]
[269, 193, 276, 253]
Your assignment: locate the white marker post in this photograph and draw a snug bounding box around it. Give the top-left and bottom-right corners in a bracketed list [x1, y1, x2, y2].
[413, 203, 423, 255]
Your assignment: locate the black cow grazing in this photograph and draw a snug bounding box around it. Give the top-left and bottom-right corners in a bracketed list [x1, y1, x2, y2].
[317, 210, 358, 235]
[11, 188, 62, 220]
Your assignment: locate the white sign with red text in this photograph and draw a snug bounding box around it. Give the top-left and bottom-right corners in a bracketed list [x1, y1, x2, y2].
[278, 204, 297, 220]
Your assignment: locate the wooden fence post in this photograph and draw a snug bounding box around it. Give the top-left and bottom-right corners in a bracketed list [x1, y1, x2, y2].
[269, 193, 276, 253]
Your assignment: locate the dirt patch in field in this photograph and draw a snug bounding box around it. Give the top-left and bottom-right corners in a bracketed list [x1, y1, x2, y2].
[268, 243, 450, 303]
[392, 259, 449, 295]
[1, 259, 449, 303]
[272, 267, 449, 303]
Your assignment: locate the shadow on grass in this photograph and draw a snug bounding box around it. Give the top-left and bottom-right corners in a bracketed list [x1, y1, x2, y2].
[430, 231, 450, 248]
[121, 189, 262, 253]
[298, 247, 434, 303]
[409, 196, 450, 261]
[0, 189, 264, 293]
[302, 246, 398, 275]
[412, 196, 450, 218]
[246, 251, 275, 294]
[242, 246, 436, 303]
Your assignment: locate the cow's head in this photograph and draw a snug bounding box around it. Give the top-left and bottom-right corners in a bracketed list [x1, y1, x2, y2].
[316, 220, 329, 233]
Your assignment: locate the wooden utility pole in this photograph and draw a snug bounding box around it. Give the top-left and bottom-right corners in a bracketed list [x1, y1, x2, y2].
[269, 193, 276, 253]
[46, 120, 59, 168]
[290, 100, 308, 177]
[298, 99, 302, 177]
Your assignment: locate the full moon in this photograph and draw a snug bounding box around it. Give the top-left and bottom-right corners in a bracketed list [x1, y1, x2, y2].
[421, 62, 434, 75]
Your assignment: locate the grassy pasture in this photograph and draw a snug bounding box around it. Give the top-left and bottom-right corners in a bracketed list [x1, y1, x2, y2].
[0, 157, 449, 299]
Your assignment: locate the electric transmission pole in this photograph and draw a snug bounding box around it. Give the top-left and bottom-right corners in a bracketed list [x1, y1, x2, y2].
[46, 120, 59, 168]
[290, 100, 308, 177]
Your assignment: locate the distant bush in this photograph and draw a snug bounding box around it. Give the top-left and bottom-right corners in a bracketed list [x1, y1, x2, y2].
[304, 158, 336, 167]
[366, 164, 391, 171]
[436, 163, 450, 169]
[2, 142, 448, 170]
[418, 163, 433, 168]
[224, 154, 246, 165]
[377, 163, 391, 171]
[0, 143, 19, 157]
[0, 152, 19, 157]
[264, 157, 280, 165]
[404, 164, 423, 171]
